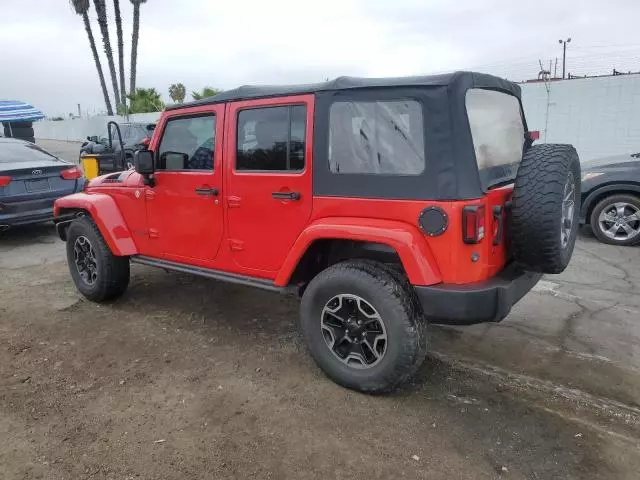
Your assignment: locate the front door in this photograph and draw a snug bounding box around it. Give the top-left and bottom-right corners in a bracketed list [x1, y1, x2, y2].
[225, 95, 314, 273]
[144, 105, 224, 262]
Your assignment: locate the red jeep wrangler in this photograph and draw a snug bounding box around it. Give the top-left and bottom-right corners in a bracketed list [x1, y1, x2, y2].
[54, 72, 580, 392]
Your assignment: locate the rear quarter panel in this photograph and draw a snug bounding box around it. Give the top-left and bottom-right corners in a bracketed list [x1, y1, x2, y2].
[285, 192, 513, 286]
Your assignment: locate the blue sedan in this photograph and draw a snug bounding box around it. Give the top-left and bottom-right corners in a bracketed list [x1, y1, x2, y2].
[0, 138, 85, 230]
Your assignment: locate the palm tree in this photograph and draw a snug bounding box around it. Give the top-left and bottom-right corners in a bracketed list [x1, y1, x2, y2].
[113, 0, 126, 107]
[127, 88, 165, 113]
[70, 0, 113, 114]
[168, 83, 186, 103]
[192, 87, 220, 100]
[93, 0, 121, 110]
[130, 0, 147, 95]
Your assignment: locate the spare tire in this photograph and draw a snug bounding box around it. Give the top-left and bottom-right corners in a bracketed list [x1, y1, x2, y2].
[511, 144, 581, 274]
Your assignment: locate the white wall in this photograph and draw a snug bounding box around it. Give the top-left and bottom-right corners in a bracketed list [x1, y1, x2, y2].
[34, 112, 161, 142]
[521, 74, 640, 161]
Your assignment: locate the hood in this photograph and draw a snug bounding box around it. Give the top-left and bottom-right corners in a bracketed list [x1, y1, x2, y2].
[87, 170, 135, 187]
[582, 153, 640, 171]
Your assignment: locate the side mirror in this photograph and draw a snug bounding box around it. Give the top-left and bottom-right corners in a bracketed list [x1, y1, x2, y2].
[134, 150, 155, 176]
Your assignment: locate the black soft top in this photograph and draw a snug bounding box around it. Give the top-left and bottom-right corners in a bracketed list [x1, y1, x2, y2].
[166, 71, 521, 110]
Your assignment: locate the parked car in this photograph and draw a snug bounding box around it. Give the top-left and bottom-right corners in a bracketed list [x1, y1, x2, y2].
[0, 137, 84, 230]
[54, 72, 580, 392]
[580, 152, 640, 246]
[80, 122, 155, 167]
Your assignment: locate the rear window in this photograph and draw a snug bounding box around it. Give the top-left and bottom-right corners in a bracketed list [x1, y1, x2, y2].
[0, 140, 60, 163]
[466, 89, 525, 188]
[328, 100, 425, 175]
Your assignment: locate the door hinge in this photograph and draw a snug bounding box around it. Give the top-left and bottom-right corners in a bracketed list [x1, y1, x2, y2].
[228, 196, 241, 208]
[148, 228, 159, 239]
[229, 239, 244, 251]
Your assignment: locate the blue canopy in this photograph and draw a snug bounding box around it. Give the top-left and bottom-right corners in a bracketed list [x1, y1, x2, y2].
[0, 100, 44, 123]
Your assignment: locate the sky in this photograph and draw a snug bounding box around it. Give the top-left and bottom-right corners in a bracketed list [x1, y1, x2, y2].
[1, 0, 640, 117]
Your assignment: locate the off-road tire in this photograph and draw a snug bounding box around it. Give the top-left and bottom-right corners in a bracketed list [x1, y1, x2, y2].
[511, 144, 581, 274]
[590, 194, 640, 246]
[300, 260, 427, 393]
[66, 216, 130, 302]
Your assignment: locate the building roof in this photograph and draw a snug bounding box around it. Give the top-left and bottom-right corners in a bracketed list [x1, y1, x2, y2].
[166, 71, 521, 110]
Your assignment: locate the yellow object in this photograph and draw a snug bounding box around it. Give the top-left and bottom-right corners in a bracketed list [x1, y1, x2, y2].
[81, 156, 99, 180]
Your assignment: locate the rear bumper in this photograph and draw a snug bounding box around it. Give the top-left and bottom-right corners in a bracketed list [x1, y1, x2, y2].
[0, 197, 74, 227]
[414, 264, 542, 325]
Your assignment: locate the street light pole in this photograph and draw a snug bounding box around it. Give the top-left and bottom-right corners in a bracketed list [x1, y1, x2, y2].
[559, 37, 571, 79]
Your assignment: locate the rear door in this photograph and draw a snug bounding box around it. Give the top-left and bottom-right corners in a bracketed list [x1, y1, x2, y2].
[143, 106, 225, 262]
[225, 95, 314, 273]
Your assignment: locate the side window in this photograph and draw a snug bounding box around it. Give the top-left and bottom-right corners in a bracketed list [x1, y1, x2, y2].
[157, 114, 215, 171]
[236, 105, 306, 172]
[328, 100, 425, 175]
[465, 89, 524, 172]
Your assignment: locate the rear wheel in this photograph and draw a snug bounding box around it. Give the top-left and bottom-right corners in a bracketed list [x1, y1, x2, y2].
[511, 144, 581, 273]
[300, 260, 427, 393]
[66, 216, 130, 301]
[590, 194, 640, 246]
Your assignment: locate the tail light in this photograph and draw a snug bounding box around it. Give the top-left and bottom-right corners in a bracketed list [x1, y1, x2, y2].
[0, 176, 12, 187]
[60, 166, 83, 180]
[462, 205, 485, 244]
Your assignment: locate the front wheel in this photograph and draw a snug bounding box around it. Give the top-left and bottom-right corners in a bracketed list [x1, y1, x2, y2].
[590, 194, 640, 246]
[66, 216, 130, 302]
[300, 260, 427, 393]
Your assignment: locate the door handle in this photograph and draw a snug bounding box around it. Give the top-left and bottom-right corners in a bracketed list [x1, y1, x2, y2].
[272, 191, 301, 200]
[195, 187, 219, 196]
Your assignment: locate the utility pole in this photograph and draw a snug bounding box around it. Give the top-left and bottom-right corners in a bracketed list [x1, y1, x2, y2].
[558, 38, 571, 79]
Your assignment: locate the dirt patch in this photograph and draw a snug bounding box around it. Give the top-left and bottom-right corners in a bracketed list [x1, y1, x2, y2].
[1, 262, 637, 479]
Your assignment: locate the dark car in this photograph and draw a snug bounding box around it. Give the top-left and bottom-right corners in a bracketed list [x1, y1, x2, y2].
[580, 152, 640, 245]
[0, 137, 84, 230]
[80, 122, 155, 167]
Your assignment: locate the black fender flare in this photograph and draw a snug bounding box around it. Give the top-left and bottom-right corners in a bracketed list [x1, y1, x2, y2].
[580, 183, 640, 223]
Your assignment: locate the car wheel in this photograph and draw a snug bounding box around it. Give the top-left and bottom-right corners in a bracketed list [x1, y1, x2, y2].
[66, 216, 130, 302]
[511, 144, 581, 273]
[300, 260, 427, 393]
[590, 194, 640, 246]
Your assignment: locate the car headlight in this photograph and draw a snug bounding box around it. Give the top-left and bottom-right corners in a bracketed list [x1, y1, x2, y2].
[582, 172, 604, 181]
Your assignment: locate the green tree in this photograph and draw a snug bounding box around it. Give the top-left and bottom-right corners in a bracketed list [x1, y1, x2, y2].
[113, 0, 126, 106]
[127, 88, 164, 113]
[93, 0, 121, 110]
[70, 0, 113, 115]
[130, 0, 148, 95]
[191, 87, 220, 100]
[168, 83, 186, 103]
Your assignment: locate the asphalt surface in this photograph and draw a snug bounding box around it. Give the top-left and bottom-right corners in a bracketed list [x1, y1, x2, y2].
[1, 221, 639, 479]
[36, 139, 82, 164]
